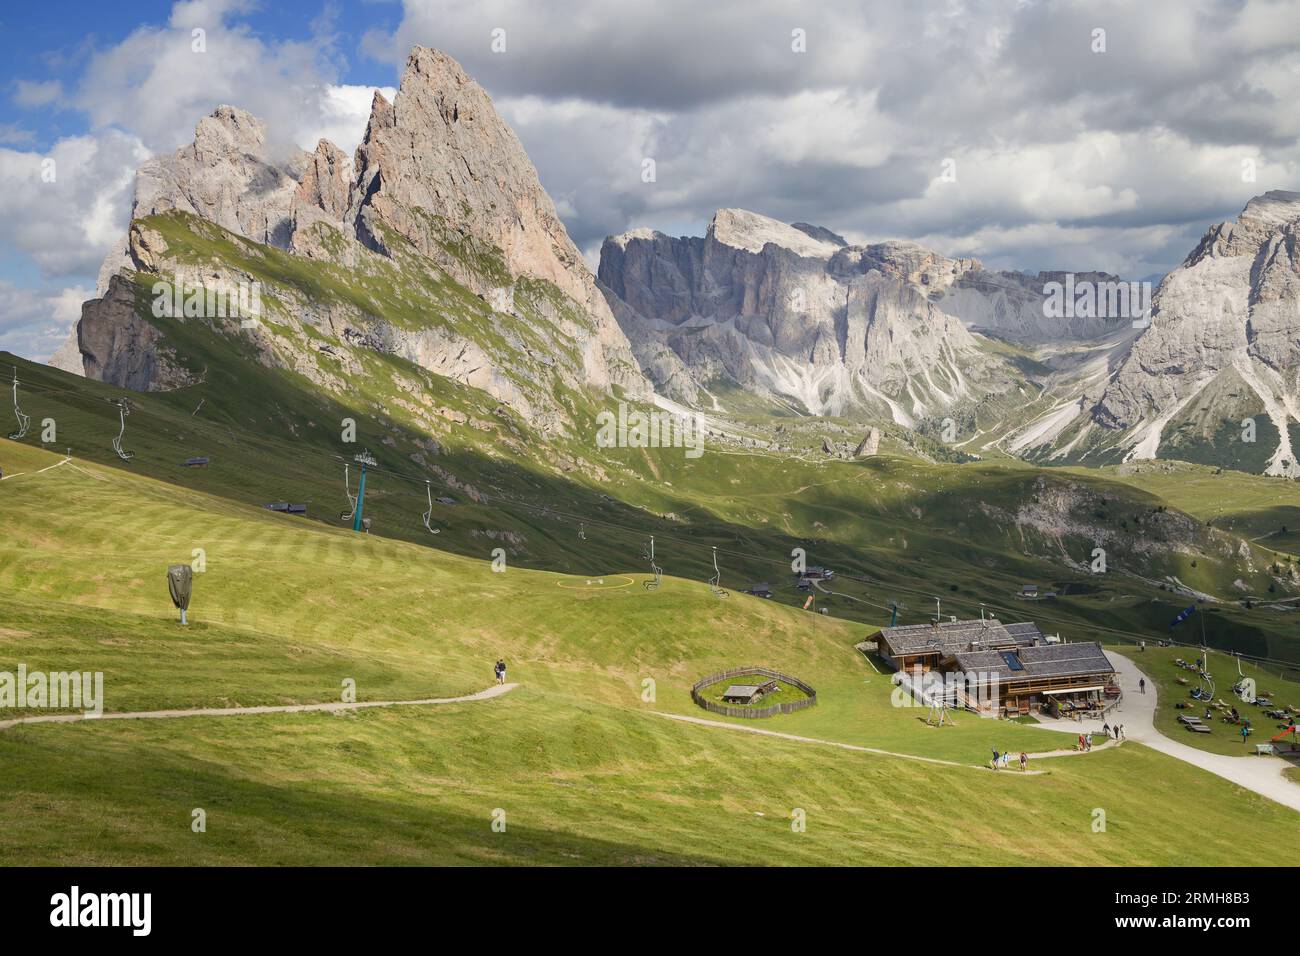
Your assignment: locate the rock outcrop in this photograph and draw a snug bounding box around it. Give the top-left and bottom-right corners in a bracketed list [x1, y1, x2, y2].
[347, 49, 646, 399]
[78, 274, 199, 391]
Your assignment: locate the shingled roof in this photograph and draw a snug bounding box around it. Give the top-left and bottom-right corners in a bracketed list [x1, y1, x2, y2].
[877, 618, 1043, 657]
[952, 642, 1114, 683]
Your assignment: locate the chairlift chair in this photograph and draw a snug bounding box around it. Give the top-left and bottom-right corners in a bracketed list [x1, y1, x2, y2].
[1231, 655, 1256, 703]
[708, 546, 728, 599]
[8, 368, 30, 440]
[340, 462, 357, 520]
[422, 480, 440, 534]
[643, 536, 662, 591]
[111, 399, 134, 461]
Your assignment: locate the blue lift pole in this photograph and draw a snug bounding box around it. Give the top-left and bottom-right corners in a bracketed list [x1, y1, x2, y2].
[352, 451, 376, 532]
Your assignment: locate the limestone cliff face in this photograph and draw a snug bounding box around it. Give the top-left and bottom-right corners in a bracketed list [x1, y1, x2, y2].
[78, 274, 199, 392]
[599, 210, 1030, 423]
[1096, 190, 1300, 475]
[348, 47, 646, 399]
[60, 46, 649, 423]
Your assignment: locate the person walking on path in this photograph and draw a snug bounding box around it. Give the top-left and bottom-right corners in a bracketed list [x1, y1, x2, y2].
[1019, 752, 1028, 772]
[1102, 721, 1111, 739]
[494, 659, 506, 685]
[1139, 678, 1146, 694]
[991, 748, 1000, 771]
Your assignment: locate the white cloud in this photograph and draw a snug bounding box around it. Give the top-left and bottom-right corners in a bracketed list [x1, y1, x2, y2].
[0, 281, 93, 361]
[71, 2, 359, 160]
[12, 80, 64, 109]
[0, 131, 150, 279]
[308, 84, 398, 156]
[373, 0, 1300, 275]
[0, 123, 35, 146]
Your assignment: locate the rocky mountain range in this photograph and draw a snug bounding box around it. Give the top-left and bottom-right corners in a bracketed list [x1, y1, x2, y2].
[47, 45, 1300, 477]
[597, 209, 1128, 423]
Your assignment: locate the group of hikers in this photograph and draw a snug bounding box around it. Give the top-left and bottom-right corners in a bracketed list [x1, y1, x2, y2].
[990, 748, 1029, 771]
[993, 722, 1125, 767]
[1077, 722, 1126, 750]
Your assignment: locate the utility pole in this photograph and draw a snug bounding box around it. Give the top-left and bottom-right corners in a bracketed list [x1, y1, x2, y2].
[352, 450, 376, 532]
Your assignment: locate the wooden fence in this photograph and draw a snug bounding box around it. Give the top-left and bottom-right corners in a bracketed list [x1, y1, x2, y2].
[691, 666, 817, 719]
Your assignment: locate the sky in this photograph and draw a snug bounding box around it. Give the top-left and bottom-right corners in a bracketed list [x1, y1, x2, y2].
[2, 0, 1299, 360]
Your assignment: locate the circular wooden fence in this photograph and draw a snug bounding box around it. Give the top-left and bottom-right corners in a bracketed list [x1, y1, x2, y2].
[691, 666, 818, 719]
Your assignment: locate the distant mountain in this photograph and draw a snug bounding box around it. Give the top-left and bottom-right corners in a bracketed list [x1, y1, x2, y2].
[1096, 191, 1300, 476]
[48, 44, 1300, 478]
[597, 207, 1126, 423]
[1004, 191, 1300, 477]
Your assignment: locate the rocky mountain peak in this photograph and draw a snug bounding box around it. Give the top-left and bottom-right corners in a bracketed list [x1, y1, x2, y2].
[599, 208, 1025, 420]
[352, 46, 585, 299]
[193, 105, 270, 157]
[1093, 186, 1300, 476]
[60, 46, 650, 413]
[709, 208, 843, 259]
[1240, 189, 1300, 228]
[347, 46, 649, 398]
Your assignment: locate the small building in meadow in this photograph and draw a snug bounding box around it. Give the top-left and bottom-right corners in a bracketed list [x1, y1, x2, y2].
[721, 680, 778, 705]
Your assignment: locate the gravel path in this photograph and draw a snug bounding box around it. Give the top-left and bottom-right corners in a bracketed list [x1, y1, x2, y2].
[0, 682, 518, 732]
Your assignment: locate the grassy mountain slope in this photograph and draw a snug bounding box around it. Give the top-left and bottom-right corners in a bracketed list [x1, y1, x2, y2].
[6, 339, 1300, 667]
[2, 440, 1296, 865]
